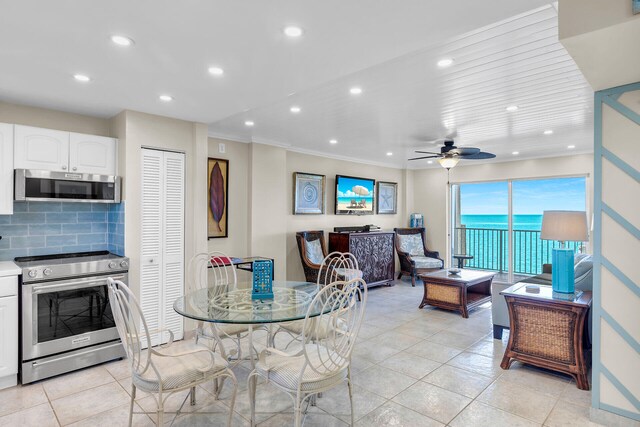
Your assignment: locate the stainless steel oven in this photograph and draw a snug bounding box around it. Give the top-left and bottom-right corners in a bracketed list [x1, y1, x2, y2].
[16, 251, 128, 383]
[14, 169, 121, 203]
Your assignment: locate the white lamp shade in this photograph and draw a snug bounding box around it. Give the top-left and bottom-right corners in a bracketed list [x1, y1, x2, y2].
[438, 156, 459, 169]
[541, 210, 589, 241]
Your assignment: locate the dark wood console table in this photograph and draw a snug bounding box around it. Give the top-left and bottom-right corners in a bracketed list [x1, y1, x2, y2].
[328, 231, 395, 289]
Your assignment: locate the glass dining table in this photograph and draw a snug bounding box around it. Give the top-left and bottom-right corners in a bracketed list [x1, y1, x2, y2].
[173, 280, 324, 367]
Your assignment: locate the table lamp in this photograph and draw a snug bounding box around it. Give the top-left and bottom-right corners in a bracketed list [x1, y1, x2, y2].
[541, 210, 589, 294]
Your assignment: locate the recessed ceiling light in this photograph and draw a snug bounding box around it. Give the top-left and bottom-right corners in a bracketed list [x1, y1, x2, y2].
[283, 26, 303, 37]
[386, 152, 393, 156]
[568, 145, 576, 149]
[512, 151, 519, 155]
[329, 139, 338, 144]
[159, 94, 173, 102]
[244, 120, 254, 127]
[506, 105, 519, 112]
[427, 160, 434, 164]
[290, 106, 301, 113]
[544, 129, 554, 135]
[437, 58, 454, 68]
[111, 35, 134, 46]
[349, 87, 362, 95]
[73, 74, 91, 82]
[208, 66, 224, 76]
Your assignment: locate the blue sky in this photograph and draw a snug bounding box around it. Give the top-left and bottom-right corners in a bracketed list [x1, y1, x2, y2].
[336, 176, 374, 198]
[460, 177, 586, 215]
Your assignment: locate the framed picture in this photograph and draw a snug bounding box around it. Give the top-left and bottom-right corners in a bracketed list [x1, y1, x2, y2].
[293, 172, 325, 214]
[208, 158, 229, 238]
[377, 181, 397, 214]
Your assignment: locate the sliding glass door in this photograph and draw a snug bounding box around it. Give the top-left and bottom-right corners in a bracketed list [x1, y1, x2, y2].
[451, 176, 587, 283]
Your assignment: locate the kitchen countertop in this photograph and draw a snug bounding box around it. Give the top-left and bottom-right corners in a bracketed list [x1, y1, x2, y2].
[0, 261, 21, 277]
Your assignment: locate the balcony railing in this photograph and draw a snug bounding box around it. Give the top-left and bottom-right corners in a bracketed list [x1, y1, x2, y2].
[453, 226, 582, 275]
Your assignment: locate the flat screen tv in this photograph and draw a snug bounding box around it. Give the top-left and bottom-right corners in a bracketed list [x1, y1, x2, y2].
[335, 175, 375, 215]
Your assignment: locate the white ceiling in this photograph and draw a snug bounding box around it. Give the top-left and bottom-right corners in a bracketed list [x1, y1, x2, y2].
[0, 1, 592, 168]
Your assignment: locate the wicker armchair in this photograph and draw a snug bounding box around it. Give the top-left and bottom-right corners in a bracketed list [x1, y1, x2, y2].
[296, 231, 328, 283]
[394, 227, 444, 286]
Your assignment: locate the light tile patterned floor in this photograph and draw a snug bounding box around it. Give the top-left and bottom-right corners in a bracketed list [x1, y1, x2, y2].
[0, 279, 610, 426]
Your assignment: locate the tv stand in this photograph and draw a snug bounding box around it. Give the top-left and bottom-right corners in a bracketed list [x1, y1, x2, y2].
[328, 231, 395, 289]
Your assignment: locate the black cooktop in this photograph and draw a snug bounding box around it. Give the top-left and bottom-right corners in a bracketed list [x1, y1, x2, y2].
[14, 250, 111, 263]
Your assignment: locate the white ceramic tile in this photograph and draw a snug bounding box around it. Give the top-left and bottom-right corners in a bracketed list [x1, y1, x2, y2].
[66, 402, 154, 427]
[422, 364, 494, 398]
[43, 366, 115, 401]
[355, 401, 444, 427]
[405, 340, 463, 363]
[0, 383, 48, 417]
[392, 381, 472, 424]
[351, 365, 417, 399]
[378, 351, 442, 379]
[477, 378, 557, 423]
[544, 401, 606, 427]
[314, 384, 387, 423]
[446, 351, 503, 378]
[51, 382, 131, 425]
[450, 400, 539, 427]
[0, 403, 59, 427]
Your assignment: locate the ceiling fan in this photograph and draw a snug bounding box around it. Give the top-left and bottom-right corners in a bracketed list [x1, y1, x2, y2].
[409, 139, 496, 169]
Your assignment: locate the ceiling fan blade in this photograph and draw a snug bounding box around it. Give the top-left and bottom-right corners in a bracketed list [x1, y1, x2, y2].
[450, 147, 480, 156]
[463, 151, 496, 160]
[408, 155, 441, 161]
[414, 150, 441, 155]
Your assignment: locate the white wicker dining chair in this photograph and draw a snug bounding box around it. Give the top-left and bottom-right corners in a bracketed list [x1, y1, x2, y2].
[248, 277, 367, 427]
[106, 278, 237, 427]
[271, 252, 361, 348]
[189, 252, 253, 367]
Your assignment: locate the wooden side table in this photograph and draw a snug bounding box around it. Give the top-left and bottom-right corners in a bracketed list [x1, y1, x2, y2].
[419, 269, 495, 318]
[500, 283, 592, 390]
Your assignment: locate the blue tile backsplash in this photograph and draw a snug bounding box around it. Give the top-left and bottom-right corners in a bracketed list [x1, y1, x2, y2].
[0, 201, 125, 261]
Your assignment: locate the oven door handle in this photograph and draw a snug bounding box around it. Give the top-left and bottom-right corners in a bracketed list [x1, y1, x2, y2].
[31, 274, 126, 294]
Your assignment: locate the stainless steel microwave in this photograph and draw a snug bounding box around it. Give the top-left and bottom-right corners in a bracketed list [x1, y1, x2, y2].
[14, 169, 121, 203]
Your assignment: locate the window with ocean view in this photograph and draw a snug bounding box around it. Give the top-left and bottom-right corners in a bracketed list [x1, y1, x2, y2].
[451, 176, 587, 282]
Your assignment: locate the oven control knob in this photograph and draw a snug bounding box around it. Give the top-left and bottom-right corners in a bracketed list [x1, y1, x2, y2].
[43, 268, 52, 276]
[120, 260, 129, 269]
[108, 261, 118, 269]
[28, 269, 37, 278]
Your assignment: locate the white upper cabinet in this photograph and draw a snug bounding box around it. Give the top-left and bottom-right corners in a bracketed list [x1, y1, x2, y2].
[14, 125, 117, 175]
[14, 125, 69, 171]
[69, 133, 117, 175]
[0, 123, 14, 215]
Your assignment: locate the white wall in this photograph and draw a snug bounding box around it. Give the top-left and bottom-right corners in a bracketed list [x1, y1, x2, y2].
[207, 137, 251, 259]
[560, 0, 640, 91]
[285, 151, 408, 281]
[411, 154, 594, 265]
[110, 110, 209, 298]
[0, 101, 111, 136]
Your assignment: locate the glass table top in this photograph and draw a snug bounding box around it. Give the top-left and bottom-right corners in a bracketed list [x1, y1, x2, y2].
[174, 280, 327, 324]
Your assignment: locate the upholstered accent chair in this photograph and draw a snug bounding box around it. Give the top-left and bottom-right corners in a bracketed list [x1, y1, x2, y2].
[394, 228, 444, 286]
[296, 231, 328, 283]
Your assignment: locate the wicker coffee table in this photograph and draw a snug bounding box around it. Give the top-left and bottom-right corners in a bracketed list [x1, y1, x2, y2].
[418, 269, 495, 318]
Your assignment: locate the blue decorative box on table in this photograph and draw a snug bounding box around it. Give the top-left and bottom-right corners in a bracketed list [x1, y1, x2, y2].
[252, 259, 274, 300]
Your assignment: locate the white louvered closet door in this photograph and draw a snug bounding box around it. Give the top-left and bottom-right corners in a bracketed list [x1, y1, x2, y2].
[140, 148, 185, 346]
[161, 151, 185, 341]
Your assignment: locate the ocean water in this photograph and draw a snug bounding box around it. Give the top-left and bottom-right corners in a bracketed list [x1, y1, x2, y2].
[460, 214, 542, 230]
[455, 214, 580, 275]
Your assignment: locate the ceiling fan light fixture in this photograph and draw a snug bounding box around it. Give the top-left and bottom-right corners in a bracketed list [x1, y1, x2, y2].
[438, 156, 459, 169]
